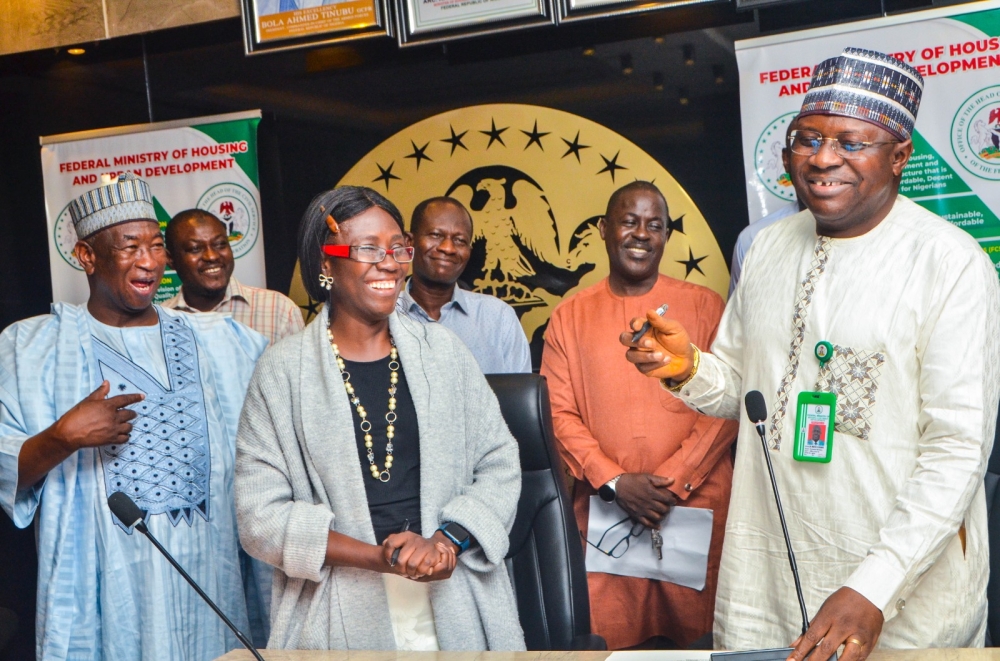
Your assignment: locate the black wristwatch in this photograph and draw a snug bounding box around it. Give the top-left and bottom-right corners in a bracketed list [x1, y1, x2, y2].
[598, 475, 623, 502]
[437, 522, 471, 555]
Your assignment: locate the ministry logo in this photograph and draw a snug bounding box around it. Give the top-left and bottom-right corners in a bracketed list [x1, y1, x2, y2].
[951, 85, 1000, 181]
[754, 112, 798, 201]
[196, 183, 261, 258]
[53, 203, 84, 270]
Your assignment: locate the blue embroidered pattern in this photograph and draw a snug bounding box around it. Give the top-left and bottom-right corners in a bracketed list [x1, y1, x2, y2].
[94, 311, 211, 529]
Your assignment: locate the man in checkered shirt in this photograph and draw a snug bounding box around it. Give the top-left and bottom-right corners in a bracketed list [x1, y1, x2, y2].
[163, 209, 304, 345]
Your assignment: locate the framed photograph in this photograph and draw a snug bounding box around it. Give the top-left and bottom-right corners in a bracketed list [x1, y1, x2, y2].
[242, 0, 391, 55]
[394, 0, 554, 47]
[557, 0, 718, 24]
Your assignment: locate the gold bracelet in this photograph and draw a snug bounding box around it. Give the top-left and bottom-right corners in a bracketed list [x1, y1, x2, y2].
[663, 345, 700, 393]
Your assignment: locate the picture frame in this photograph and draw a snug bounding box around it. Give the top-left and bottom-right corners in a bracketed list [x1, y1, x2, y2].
[242, 0, 392, 55]
[557, 0, 718, 25]
[394, 0, 554, 47]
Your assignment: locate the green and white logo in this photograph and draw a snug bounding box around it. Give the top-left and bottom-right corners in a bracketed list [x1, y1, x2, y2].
[53, 203, 84, 271]
[755, 112, 798, 201]
[196, 183, 260, 258]
[951, 84, 1000, 181]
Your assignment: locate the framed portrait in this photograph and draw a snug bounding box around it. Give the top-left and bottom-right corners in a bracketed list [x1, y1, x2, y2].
[242, 0, 391, 55]
[557, 0, 719, 24]
[394, 0, 554, 47]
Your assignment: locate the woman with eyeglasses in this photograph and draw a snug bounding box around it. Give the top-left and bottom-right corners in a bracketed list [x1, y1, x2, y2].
[234, 186, 525, 651]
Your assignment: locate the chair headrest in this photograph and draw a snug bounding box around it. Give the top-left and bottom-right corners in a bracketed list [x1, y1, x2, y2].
[485, 373, 558, 472]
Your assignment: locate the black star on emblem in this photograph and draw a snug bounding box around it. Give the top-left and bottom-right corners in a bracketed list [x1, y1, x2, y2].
[404, 140, 433, 170]
[597, 151, 627, 181]
[372, 162, 400, 190]
[441, 125, 468, 156]
[300, 298, 321, 322]
[118, 383, 127, 392]
[521, 120, 550, 151]
[667, 214, 685, 240]
[677, 247, 708, 278]
[561, 131, 590, 162]
[480, 118, 508, 149]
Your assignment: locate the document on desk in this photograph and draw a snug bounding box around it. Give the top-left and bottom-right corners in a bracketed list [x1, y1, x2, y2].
[585, 495, 713, 590]
[606, 651, 713, 661]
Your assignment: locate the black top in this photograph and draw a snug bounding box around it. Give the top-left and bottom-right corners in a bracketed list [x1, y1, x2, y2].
[342, 355, 422, 544]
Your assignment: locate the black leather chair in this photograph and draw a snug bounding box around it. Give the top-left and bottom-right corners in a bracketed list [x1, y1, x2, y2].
[985, 404, 1000, 646]
[485, 373, 606, 651]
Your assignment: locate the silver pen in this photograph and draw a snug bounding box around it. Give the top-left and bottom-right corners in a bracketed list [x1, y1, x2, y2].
[631, 303, 669, 343]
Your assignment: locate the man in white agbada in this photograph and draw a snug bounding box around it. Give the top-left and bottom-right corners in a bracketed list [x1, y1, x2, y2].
[0, 173, 270, 661]
[622, 48, 1000, 659]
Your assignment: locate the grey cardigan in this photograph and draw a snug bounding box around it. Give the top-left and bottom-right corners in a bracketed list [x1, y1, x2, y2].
[235, 309, 526, 651]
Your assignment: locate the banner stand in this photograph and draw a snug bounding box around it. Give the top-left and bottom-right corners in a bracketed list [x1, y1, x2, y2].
[40, 110, 266, 304]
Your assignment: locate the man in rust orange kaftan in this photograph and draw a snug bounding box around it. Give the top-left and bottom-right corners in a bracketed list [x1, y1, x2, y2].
[541, 181, 737, 649]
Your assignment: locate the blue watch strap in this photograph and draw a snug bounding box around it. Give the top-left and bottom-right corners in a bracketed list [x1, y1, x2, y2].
[437, 523, 471, 554]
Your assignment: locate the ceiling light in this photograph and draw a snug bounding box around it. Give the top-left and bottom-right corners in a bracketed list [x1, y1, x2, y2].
[679, 87, 690, 105]
[582, 46, 596, 56]
[683, 44, 694, 66]
[653, 72, 664, 92]
[67, 47, 86, 56]
[713, 64, 725, 84]
[620, 53, 633, 76]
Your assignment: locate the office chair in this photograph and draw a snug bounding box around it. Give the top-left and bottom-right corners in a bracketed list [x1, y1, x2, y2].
[485, 373, 606, 651]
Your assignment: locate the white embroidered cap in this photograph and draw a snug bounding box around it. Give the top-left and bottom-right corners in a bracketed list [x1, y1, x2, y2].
[68, 172, 157, 239]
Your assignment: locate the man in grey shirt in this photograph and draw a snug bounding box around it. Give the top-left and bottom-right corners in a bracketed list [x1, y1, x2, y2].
[398, 197, 531, 374]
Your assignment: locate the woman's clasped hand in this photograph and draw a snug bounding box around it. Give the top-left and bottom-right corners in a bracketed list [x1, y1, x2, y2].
[382, 531, 458, 581]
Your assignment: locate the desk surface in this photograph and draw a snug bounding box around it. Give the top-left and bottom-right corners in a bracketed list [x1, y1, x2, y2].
[217, 653, 612, 661]
[216, 650, 1000, 661]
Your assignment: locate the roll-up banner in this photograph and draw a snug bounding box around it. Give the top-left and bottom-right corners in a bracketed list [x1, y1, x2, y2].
[40, 110, 266, 304]
[736, 2, 1000, 269]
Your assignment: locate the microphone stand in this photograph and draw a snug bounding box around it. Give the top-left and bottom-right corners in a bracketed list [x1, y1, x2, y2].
[712, 392, 836, 661]
[752, 421, 810, 636]
[133, 520, 266, 661]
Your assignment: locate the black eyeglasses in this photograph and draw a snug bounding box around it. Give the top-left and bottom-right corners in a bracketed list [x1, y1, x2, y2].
[581, 517, 644, 558]
[787, 129, 900, 160]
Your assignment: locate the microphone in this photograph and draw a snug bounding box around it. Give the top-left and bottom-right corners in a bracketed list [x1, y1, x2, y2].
[711, 392, 830, 661]
[745, 390, 768, 440]
[107, 492, 266, 661]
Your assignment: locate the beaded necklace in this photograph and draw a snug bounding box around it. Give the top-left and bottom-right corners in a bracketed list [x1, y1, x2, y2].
[327, 319, 399, 482]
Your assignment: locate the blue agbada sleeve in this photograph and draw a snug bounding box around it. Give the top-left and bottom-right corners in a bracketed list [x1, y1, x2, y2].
[0, 315, 60, 527]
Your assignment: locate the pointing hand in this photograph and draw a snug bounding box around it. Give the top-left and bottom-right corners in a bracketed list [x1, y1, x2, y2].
[52, 381, 144, 451]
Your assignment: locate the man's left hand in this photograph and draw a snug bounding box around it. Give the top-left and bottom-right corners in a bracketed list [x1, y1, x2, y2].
[787, 587, 883, 661]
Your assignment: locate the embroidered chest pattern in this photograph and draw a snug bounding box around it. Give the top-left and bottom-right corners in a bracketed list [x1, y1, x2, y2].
[814, 344, 885, 441]
[768, 236, 832, 450]
[94, 314, 211, 528]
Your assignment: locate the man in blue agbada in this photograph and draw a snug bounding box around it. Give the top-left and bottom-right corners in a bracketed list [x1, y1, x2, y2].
[0, 173, 270, 661]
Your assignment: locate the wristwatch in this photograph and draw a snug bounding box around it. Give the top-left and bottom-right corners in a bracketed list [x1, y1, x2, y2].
[598, 474, 623, 502]
[437, 522, 471, 555]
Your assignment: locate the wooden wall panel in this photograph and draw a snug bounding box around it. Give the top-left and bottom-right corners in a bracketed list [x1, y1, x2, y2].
[0, 0, 241, 56]
[105, 0, 239, 38]
[0, 0, 105, 55]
